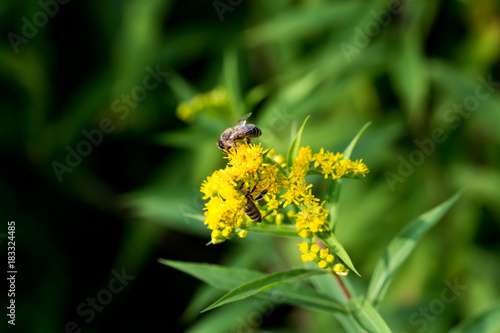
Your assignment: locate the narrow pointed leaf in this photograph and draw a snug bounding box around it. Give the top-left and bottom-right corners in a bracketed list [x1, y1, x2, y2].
[286, 116, 310, 169]
[186, 300, 258, 333]
[327, 122, 371, 231]
[159, 260, 346, 314]
[202, 269, 328, 312]
[347, 297, 392, 333]
[367, 188, 466, 306]
[183, 214, 206, 222]
[448, 300, 500, 333]
[166, 70, 199, 102]
[319, 233, 360, 276]
[223, 46, 244, 116]
[343, 122, 372, 160]
[308, 272, 363, 333]
[326, 178, 342, 231]
[262, 147, 273, 159]
[248, 224, 299, 237]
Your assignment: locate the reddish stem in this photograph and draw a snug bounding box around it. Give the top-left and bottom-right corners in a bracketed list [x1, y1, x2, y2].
[333, 271, 351, 300]
[317, 238, 351, 301]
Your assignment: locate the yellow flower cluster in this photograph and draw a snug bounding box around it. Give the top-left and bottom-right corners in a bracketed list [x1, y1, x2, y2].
[176, 87, 231, 122]
[201, 141, 368, 274]
[298, 241, 349, 275]
[298, 242, 334, 267]
[313, 148, 369, 179]
[332, 263, 350, 276]
[200, 143, 287, 244]
[282, 147, 330, 238]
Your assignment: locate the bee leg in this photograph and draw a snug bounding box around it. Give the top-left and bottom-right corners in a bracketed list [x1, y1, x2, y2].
[253, 189, 268, 202]
[233, 141, 238, 153]
[245, 137, 251, 144]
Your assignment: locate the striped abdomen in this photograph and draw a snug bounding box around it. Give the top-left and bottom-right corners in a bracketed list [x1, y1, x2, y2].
[244, 198, 262, 222]
[245, 126, 262, 139]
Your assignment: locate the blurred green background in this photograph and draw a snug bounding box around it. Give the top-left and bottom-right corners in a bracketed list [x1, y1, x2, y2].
[1, 0, 500, 332]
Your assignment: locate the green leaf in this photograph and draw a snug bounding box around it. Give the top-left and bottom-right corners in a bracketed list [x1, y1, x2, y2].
[182, 214, 206, 222]
[286, 116, 310, 169]
[326, 122, 371, 231]
[390, 33, 428, 122]
[244, 3, 361, 47]
[165, 69, 199, 102]
[186, 300, 259, 333]
[223, 46, 244, 116]
[326, 177, 342, 231]
[159, 260, 346, 314]
[248, 223, 299, 238]
[367, 188, 467, 306]
[152, 127, 214, 149]
[319, 233, 360, 277]
[342, 122, 372, 160]
[347, 297, 392, 333]
[307, 268, 363, 333]
[262, 147, 273, 159]
[202, 269, 328, 312]
[448, 301, 500, 333]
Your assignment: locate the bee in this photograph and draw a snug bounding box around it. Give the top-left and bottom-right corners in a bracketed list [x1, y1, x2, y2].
[239, 184, 268, 223]
[217, 112, 262, 152]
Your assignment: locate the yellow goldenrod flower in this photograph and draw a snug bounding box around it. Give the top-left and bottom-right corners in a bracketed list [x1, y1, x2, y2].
[226, 143, 264, 179]
[211, 230, 225, 244]
[281, 187, 300, 207]
[298, 242, 310, 254]
[298, 242, 341, 270]
[201, 139, 368, 274]
[313, 148, 326, 168]
[319, 249, 329, 259]
[298, 229, 312, 239]
[310, 243, 320, 253]
[201, 142, 287, 243]
[326, 254, 335, 263]
[302, 189, 320, 205]
[333, 263, 350, 276]
[200, 116, 369, 279]
[294, 202, 329, 236]
[222, 227, 235, 238]
[303, 252, 319, 263]
[176, 87, 231, 123]
[312, 149, 369, 180]
[266, 195, 280, 215]
[348, 159, 370, 177]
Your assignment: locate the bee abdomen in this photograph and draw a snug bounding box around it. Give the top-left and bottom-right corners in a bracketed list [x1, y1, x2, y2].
[244, 201, 262, 222]
[246, 127, 262, 139]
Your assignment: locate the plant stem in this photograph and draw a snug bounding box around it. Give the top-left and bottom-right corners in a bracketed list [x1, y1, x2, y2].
[317, 238, 352, 300]
[333, 271, 351, 300]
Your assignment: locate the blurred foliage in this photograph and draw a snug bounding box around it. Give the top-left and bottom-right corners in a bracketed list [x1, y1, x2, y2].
[1, 0, 500, 332]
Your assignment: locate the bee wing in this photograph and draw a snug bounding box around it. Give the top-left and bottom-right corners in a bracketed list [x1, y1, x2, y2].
[228, 124, 255, 139]
[232, 112, 252, 129]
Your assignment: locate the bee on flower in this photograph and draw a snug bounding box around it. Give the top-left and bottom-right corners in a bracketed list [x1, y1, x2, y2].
[199, 114, 369, 275]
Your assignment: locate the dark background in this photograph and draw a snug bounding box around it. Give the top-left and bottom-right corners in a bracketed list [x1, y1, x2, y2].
[1, 0, 500, 332]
